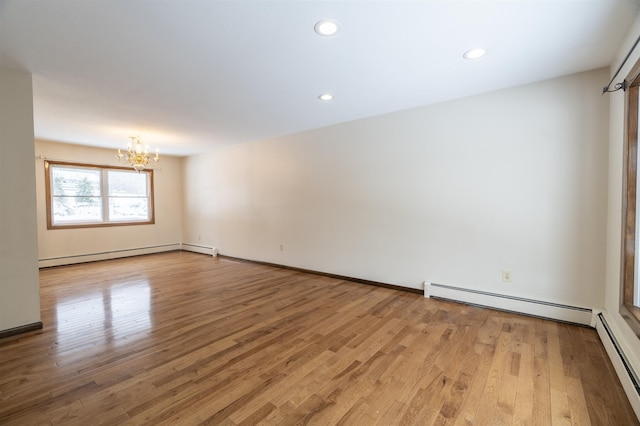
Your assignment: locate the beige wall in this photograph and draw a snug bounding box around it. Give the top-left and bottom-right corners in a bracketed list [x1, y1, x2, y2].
[35, 140, 183, 266]
[0, 69, 40, 331]
[183, 68, 610, 310]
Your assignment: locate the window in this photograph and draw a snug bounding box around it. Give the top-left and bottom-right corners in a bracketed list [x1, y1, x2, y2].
[45, 161, 154, 229]
[621, 60, 640, 336]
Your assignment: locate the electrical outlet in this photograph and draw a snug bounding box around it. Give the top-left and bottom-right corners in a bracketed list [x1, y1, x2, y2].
[280, 244, 284, 251]
[502, 270, 512, 282]
[198, 235, 201, 241]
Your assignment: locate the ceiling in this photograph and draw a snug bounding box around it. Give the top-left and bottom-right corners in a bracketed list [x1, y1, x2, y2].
[1, 0, 638, 157]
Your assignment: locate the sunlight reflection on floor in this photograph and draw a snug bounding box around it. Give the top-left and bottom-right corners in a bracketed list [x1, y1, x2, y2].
[55, 280, 151, 348]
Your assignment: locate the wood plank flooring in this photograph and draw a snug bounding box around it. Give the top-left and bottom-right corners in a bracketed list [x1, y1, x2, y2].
[0, 251, 637, 425]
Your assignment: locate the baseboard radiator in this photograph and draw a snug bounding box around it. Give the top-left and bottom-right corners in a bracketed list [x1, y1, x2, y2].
[424, 282, 593, 326]
[181, 244, 218, 257]
[38, 243, 182, 268]
[595, 313, 640, 419]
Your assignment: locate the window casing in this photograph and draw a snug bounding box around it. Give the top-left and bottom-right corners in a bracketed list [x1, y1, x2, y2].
[621, 60, 640, 336]
[45, 161, 155, 229]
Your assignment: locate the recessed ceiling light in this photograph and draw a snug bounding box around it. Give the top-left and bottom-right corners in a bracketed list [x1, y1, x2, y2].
[314, 20, 340, 36]
[318, 93, 334, 101]
[463, 48, 486, 60]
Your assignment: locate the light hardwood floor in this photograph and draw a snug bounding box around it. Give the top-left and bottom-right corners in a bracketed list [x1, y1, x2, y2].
[0, 251, 637, 425]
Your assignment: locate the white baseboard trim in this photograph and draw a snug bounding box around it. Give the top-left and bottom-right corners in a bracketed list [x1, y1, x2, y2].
[181, 243, 218, 257]
[595, 312, 640, 420]
[38, 243, 182, 268]
[424, 282, 592, 326]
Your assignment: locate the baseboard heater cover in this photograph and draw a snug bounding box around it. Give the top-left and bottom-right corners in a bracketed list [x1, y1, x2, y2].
[39, 243, 182, 268]
[181, 244, 218, 257]
[596, 313, 640, 419]
[425, 282, 592, 326]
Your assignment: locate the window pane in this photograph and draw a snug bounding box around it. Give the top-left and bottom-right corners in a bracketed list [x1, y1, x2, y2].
[52, 197, 103, 224]
[108, 170, 147, 197]
[109, 197, 149, 221]
[52, 166, 101, 196]
[46, 161, 154, 229]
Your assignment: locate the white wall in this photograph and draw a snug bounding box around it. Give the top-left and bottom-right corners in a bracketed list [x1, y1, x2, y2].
[0, 69, 40, 331]
[35, 140, 183, 266]
[605, 12, 640, 375]
[183, 68, 609, 309]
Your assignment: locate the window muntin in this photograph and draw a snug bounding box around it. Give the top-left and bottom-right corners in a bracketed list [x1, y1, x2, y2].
[45, 161, 154, 229]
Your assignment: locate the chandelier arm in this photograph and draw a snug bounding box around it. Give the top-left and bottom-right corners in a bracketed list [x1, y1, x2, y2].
[115, 136, 160, 172]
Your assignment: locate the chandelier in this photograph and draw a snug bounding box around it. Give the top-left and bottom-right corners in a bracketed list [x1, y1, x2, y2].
[116, 136, 159, 172]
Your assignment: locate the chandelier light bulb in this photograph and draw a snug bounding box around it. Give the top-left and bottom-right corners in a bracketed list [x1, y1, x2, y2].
[116, 136, 160, 172]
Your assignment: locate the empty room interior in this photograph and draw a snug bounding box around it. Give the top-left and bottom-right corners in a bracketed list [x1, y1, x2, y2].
[5, 0, 640, 424]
